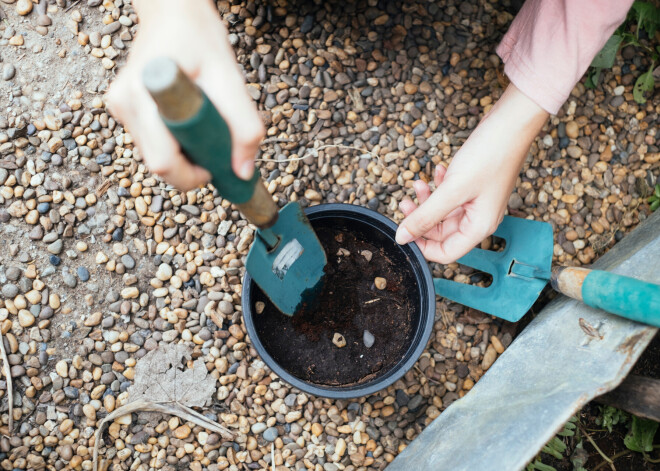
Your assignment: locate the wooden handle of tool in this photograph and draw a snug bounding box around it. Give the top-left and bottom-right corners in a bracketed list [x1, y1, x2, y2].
[551, 267, 660, 327]
[143, 57, 278, 228]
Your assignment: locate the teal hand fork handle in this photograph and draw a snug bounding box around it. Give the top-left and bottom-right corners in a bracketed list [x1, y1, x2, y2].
[142, 57, 278, 231]
[551, 266, 660, 327]
[433, 216, 660, 328]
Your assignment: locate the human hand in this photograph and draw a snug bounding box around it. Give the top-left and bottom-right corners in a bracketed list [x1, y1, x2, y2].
[106, 0, 264, 191]
[396, 84, 549, 264]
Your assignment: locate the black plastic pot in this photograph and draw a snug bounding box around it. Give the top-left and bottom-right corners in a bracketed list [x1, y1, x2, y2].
[242, 203, 435, 398]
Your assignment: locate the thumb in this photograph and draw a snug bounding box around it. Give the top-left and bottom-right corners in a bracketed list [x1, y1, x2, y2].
[395, 179, 465, 245]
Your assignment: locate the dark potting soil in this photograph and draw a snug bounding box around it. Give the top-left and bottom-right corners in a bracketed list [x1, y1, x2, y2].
[253, 225, 416, 386]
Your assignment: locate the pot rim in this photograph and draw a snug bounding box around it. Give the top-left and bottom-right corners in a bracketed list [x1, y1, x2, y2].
[242, 203, 436, 398]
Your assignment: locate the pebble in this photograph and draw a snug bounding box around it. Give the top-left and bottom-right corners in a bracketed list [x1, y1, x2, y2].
[63, 272, 77, 288]
[77, 267, 90, 282]
[2, 284, 19, 298]
[47, 239, 63, 254]
[2, 64, 16, 81]
[363, 330, 375, 348]
[16, 0, 32, 16]
[332, 333, 346, 348]
[374, 277, 387, 290]
[121, 254, 135, 270]
[263, 427, 279, 442]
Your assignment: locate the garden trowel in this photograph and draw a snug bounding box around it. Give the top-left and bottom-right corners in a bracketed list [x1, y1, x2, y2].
[434, 216, 660, 327]
[143, 57, 326, 316]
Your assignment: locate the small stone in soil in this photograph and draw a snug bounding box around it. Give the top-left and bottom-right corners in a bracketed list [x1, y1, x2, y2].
[374, 277, 387, 290]
[363, 330, 375, 348]
[49, 255, 61, 266]
[332, 333, 346, 348]
[337, 248, 350, 256]
[361, 250, 373, 262]
[255, 301, 265, 314]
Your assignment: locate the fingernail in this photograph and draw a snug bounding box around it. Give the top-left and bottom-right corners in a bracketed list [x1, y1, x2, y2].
[396, 227, 414, 245]
[238, 162, 254, 180]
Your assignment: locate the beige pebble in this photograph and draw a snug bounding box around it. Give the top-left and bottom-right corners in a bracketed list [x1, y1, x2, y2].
[84, 311, 102, 327]
[49, 293, 60, 309]
[565, 121, 579, 139]
[481, 345, 498, 370]
[374, 277, 387, 290]
[18, 310, 35, 327]
[9, 35, 24, 46]
[16, 0, 32, 16]
[311, 423, 323, 437]
[173, 424, 191, 439]
[361, 250, 373, 262]
[490, 335, 505, 354]
[96, 252, 109, 264]
[255, 301, 265, 314]
[121, 287, 139, 299]
[25, 290, 41, 305]
[156, 263, 172, 281]
[56, 360, 69, 378]
[332, 333, 346, 348]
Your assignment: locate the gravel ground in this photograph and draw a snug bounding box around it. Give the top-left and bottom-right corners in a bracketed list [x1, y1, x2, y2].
[0, 0, 658, 470]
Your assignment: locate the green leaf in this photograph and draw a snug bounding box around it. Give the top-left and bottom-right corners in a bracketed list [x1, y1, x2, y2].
[632, 1, 660, 37]
[598, 406, 629, 433]
[542, 444, 564, 460]
[655, 184, 660, 198]
[531, 460, 557, 471]
[591, 34, 624, 68]
[624, 416, 659, 452]
[651, 199, 660, 212]
[633, 68, 655, 103]
[585, 68, 602, 89]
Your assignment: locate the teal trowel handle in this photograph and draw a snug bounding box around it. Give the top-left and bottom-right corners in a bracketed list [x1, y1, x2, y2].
[142, 57, 278, 229]
[551, 267, 660, 327]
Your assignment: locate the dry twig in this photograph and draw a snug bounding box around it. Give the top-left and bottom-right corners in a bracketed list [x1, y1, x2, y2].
[579, 424, 615, 471]
[0, 331, 12, 435]
[93, 399, 233, 471]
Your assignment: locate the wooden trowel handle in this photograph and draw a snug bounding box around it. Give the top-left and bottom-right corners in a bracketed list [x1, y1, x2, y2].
[143, 57, 278, 228]
[551, 267, 660, 327]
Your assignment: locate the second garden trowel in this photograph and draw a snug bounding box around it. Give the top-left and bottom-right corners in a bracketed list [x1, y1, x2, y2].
[143, 57, 326, 316]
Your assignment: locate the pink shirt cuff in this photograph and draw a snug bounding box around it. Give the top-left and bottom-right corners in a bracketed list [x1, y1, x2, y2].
[497, 0, 633, 115]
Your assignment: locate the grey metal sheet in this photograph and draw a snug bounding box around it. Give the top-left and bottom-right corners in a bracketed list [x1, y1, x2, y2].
[388, 210, 660, 471]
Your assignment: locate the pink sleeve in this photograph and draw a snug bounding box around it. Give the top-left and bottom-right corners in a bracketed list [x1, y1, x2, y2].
[497, 0, 632, 114]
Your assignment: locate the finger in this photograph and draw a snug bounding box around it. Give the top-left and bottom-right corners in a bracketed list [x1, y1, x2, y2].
[416, 230, 481, 264]
[135, 91, 211, 191]
[434, 164, 447, 187]
[396, 179, 464, 245]
[413, 180, 432, 205]
[399, 198, 418, 217]
[198, 67, 264, 181]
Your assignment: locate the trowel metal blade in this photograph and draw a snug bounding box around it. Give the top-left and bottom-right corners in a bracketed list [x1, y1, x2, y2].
[245, 202, 326, 316]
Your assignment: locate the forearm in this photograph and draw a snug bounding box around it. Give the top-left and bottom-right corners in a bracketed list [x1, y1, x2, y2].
[458, 83, 549, 180]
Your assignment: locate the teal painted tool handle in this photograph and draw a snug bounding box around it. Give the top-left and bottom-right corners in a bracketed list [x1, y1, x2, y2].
[163, 94, 258, 204]
[552, 267, 660, 327]
[142, 58, 257, 204]
[143, 57, 278, 228]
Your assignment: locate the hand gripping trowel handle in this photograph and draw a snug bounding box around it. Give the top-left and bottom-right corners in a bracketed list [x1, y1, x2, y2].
[142, 57, 279, 233]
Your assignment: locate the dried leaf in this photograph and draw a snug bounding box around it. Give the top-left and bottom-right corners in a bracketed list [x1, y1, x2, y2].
[128, 344, 216, 408]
